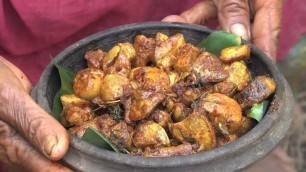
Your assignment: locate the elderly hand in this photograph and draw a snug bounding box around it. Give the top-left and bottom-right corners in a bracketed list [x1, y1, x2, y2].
[0, 56, 70, 171]
[163, 0, 283, 61]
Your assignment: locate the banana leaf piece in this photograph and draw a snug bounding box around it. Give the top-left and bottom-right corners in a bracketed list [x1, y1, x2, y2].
[198, 30, 241, 57]
[81, 126, 120, 153]
[52, 63, 76, 121]
[247, 100, 269, 122]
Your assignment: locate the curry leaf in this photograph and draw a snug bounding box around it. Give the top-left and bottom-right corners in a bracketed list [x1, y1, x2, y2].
[108, 104, 124, 121]
[198, 30, 241, 57]
[81, 126, 120, 153]
[52, 63, 76, 121]
[247, 100, 269, 122]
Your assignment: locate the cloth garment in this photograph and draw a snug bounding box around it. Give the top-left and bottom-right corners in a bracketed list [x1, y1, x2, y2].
[0, 0, 198, 84]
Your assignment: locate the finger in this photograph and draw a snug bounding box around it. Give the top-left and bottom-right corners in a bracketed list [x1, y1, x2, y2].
[0, 56, 32, 93]
[0, 120, 71, 172]
[162, 15, 189, 23]
[162, 1, 217, 25]
[0, 87, 69, 161]
[250, 0, 283, 61]
[215, 0, 251, 40]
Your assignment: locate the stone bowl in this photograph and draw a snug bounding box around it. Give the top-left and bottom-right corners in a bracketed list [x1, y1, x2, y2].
[32, 22, 294, 172]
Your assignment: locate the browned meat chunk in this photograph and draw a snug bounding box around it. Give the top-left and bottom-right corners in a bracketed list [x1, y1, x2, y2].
[69, 114, 118, 138]
[163, 96, 177, 113]
[98, 114, 118, 136]
[170, 109, 217, 152]
[220, 45, 250, 63]
[69, 117, 100, 138]
[150, 110, 171, 129]
[133, 121, 170, 148]
[61, 105, 95, 127]
[155, 33, 185, 70]
[168, 71, 180, 87]
[237, 76, 276, 108]
[127, 67, 170, 121]
[84, 49, 106, 69]
[101, 74, 132, 102]
[128, 91, 165, 121]
[190, 52, 228, 84]
[129, 67, 170, 93]
[201, 93, 242, 134]
[225, 61, 250, 91]
[73, 68, 104, 101]
[237, 116, 255, 137]
[60, 94, 93, 109]
[133, 35, 156, 67]
[172, 103, 192, 122]
[109, 122, 133, 150]
[102, 42, 136, 77]
[173, 43, 201, 73]
[179, 88, 201, 106]
[212, 81, 237, 96]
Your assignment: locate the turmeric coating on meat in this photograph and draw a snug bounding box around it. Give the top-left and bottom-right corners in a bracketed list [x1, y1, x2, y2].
[60, 32, 276, 157]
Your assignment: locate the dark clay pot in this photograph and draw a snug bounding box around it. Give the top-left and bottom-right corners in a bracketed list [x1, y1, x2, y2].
[32, 22, 294, 172]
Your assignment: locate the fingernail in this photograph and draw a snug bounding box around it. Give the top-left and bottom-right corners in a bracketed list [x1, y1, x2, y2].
[230, 23, 249, 40]
[43, 134, 58, 156]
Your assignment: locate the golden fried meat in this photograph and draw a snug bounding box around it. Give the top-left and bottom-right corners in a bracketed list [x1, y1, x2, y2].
[237, 116, 256, 137]
[133, 35, 156, 67]
[201, 93, 242, 134]
[84, 49, 106, 69]
[190, 52, 228, 84]
[109, 122, 133, 150]
[212, 81, 237, 97]
[172, 103, 192, 122]
[150, 110, 171, 129]
[73, 68, 104, 100]
[102, 42, 136, 77]
[171, 109, 217, 152]
[101, 74, 132, 102]
[225, 61, 250, 91]
[173, 43, 201, 73]
[220, 45, 250, 63]
[61, 105, 95, 127]
[69, 116, 101, 138]
[237, 76, 276, 108]
[60, 94, 92, 109]
[133, 120, 170, 148]
[128, 91, 165, 121]
[155, 33, 185, 70]
[129, 67, 170, 93]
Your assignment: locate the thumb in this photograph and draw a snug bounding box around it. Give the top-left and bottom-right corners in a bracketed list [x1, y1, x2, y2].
[0, 60, 69, 161]
[215, 0, 251, 40]
[0, 88, 69, 161]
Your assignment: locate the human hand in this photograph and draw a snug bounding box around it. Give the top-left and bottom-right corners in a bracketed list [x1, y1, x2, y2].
[162, 0, 283, 61]
[0, 56, 70, 171]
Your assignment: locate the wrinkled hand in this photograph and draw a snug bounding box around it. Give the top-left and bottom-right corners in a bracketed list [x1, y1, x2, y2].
[0, 56, 70, 171]
[163, 0, 283, 61]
